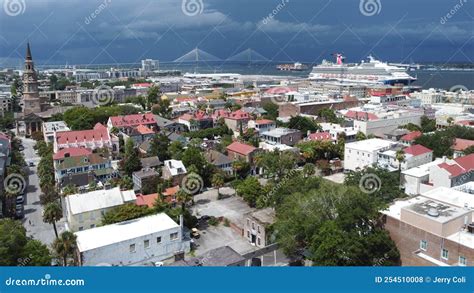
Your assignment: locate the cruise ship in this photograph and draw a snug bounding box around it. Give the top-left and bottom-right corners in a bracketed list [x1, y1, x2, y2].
[308, 54, 417, 85]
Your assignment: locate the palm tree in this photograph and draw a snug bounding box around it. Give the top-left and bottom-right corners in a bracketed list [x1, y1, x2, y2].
[211, 173, 225, 195]
[52, 231, 78, 266]
[4, 190, 19, 217]
[175, 190, 192, 211]
[43, 202, 63, 238]
[395, 150, 406, 171]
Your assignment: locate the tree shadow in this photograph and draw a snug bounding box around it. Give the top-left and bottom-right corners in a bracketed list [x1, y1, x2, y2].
[195, 199, 211, 205]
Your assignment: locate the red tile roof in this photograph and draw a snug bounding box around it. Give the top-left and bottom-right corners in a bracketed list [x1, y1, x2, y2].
[437, 154, 474, 177]
[136, 124, 155, 135]
[109, 113, 156, 128]
[212, 109, 230, 119]
[136, 193, 159, 208]
[226, 109, 250, 120]
[179, 110, 211, 121]
[438, 163, 465, 177]
[132, 83, 153, 88]
[226, 141, 256, 156]
[56, 123, 109, 145]
[403, 144, 432, 156]
[400, 131, 422, 142]
[163, 185, 180, 197]
[175, 97, 196, 103]
[452, 138, 474, 151]
[454, 153, 474, 171]
[344, 110, 378, 121]
[53, 147, 92, 160]
[255, 119, 275, 125]
[308, 132, 331, 141]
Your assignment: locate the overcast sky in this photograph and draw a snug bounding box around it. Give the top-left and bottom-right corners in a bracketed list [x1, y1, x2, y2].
[0, 0, 473, 66]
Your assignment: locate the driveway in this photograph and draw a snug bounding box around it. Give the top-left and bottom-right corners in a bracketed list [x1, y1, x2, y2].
[20, 137, 65, 245]
[193, 224, 255, 256]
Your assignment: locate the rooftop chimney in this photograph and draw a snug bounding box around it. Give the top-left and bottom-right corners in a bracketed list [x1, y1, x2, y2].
[179, 214, 184, 241]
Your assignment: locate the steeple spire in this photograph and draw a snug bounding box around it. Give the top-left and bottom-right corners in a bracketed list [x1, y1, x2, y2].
[26, 42, 32, 60]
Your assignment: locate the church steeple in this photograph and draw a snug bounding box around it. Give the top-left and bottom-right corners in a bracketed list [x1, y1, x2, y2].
[22, 42, 41, 116]
[26, 42, 32, 60]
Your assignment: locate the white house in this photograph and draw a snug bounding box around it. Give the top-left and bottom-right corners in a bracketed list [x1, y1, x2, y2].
[401, 158, 446, 196]
[344, 138, 397, 171]
[401, 154, 474, 196]
[377, 144, 433, 172]
[247, 119, 276, 135]
[162, 159, 187, 185]
[75, 214, 190, 266]
[428, 154, 474, 189]
[319, 122, 358, 142]
[64, 187, 136, 232]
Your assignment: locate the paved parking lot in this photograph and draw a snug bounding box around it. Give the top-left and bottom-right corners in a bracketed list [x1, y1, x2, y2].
[193, 224, 255, 256]
[192, 189, 253, 224]
[191, 188, 257, 256]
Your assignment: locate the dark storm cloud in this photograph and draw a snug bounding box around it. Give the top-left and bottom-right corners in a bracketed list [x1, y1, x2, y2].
[0, 0, 472, 66]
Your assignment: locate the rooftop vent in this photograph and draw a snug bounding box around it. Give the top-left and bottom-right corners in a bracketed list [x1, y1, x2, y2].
[427, 208, 439, 217]
[468, 223, 474, 234]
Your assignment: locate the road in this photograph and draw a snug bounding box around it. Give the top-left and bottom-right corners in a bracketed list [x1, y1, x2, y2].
[20, 137, 65, 245]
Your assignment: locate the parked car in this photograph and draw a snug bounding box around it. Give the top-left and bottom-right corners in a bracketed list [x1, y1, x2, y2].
[200, 215, 210, 221]
[15, 204, 24, 219]
[191, 228, 200, 239]
[16, 195, 24, 204]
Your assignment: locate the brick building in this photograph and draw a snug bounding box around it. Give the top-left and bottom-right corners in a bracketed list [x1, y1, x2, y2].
[382, 187, 474, 266]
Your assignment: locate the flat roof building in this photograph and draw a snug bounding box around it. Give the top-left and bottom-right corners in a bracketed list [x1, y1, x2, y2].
[75, 214, 190, 266]
[383, 187, 474, 266]
[65, 187, 136, 232]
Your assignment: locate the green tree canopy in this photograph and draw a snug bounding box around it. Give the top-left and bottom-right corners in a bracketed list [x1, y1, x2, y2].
[274, 181, 400, 266]
[286, 116, 321, 136]
[121, 138, 142, 176]
[102, 203, 155, 225]
[0, 219, 51, 266]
